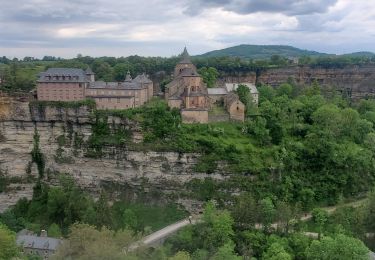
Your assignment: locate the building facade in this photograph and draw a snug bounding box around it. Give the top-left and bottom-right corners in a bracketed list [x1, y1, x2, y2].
[86, 72, 153, 109]
[166, 48, 245, 123]
[37, 68, 93, 101]
[165, 47, 210, 123]
[37, 68, 153, 109]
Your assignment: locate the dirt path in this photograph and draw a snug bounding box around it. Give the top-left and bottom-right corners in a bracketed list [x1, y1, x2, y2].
[127, 197, 368, 251]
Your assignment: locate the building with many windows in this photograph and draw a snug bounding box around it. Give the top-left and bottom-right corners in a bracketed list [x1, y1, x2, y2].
[36, 68, 153, 109]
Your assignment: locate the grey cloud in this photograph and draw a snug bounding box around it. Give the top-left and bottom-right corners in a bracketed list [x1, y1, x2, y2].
[184, 0, 338, 16]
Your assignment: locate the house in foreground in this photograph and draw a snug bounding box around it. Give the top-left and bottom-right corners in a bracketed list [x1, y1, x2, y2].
[37, 68, 153, 109]
[16, 230, 62, 259]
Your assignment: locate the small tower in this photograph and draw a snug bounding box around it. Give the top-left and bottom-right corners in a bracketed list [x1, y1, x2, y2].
[180, 47, 191, 63]
[174, 47, 197, 77]
[125, 70, 132, 82]
[85, 67, 95, 82]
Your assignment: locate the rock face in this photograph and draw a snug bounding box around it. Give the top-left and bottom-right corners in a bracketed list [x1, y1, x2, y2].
[0, 98, 224, 210]
[221, 65, 375, 100]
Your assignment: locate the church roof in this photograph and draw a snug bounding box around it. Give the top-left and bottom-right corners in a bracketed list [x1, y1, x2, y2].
[208, 88, 228, 95]
[179, 67, 199, 77]
[178, 47, 192, 64]
[17, 235, 62, 251]
[85, 67, 94, 75]
[134, 73, 152, 83]
[37, 68, 88, 83]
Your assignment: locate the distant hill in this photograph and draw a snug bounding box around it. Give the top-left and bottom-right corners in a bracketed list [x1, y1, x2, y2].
[197, 44, 328, 59]
[197, 44, 375, 60]
[341, 51, 375, 58]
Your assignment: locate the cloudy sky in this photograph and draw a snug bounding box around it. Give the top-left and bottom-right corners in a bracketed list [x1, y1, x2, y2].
[1, 0, 374, 58]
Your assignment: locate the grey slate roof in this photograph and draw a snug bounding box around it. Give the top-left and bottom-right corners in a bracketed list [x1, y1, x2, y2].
[88, 76, 151, 90]
[179, 47, 192, 64]
[85, 67, 94, 75]
[134, 73, 152, 83]
[38, 68, 88, 83]
[208, 88, 228, 95]
[179, 67, 199, 77]
[17, 235, 62, 251]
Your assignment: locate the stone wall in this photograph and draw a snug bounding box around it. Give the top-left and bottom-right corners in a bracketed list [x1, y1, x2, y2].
[181, 109, 209, 123]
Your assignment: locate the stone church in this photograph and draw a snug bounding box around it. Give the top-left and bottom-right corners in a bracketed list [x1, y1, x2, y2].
[165, 47, 245, 123]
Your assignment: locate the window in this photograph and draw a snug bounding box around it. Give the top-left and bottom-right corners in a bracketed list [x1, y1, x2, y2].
[108, 98, 110, 102]
[117, 98, 120, 103]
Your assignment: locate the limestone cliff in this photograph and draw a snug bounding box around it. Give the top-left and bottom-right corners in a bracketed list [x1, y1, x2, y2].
[0, 98, 224, 211]
[221, 65, 375, 100]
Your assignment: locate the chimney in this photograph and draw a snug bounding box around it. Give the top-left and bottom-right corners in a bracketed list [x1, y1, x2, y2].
[40, 230, 47, 237]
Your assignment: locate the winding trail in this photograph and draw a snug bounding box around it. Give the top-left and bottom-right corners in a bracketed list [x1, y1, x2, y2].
[127, 197, 368, 251]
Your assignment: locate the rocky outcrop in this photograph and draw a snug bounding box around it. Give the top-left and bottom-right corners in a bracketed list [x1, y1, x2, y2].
[0, 98, 225, 210]
[221, 65, 375, 100]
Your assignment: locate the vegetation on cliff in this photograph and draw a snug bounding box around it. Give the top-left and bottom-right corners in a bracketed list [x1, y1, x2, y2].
[0, 175, 186, 237]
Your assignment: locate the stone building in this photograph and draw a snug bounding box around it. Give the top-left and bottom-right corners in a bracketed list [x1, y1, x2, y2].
[165, 47, 209, 123]
[16, 230, 62, 259]
[37, 68, 153, 109]
[224, 93, 245, 121]
[86, 71, 153, 109]
[166, 48, 245, 123]
[37, 68, 93, 101]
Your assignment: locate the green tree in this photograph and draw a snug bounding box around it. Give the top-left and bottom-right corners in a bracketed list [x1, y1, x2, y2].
[276, 83, 293, 98]
[123, 209, 138, 230]
[231, 193, 258, 228]
[53, 223, 136, 260]
[236, 84, 251, 105]
[364, 188, 375, 233]
[258, 85, 276, 103]
[198, 67, 219, 88]
[262, 242, 292, 260]
[259, 197, 276, 231]
[210, 242, 241, 260]
[169, 251, 191, 260]
[311, 208, 328, 239]
[48, 223, 62, 238]
[0, 223, 19, 259]
[92, 60, 114, 81]
[306, 234, 369, 260]
[95, 192, 112, 228]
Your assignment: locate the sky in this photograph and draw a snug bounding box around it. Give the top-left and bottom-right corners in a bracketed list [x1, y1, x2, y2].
[0, 0, 374, 58]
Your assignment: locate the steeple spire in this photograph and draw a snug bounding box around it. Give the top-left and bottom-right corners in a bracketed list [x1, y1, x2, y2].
[125, 70, 132, 82]
[180, 46, 191, 64]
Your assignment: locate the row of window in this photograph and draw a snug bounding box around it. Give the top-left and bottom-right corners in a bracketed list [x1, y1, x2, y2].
[45, 75, 79, 80]
[39, 96, 81, 100]
[98, 105, 131, 109]
[89, 90, 139, 96]
[96, 97, 139, 103]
